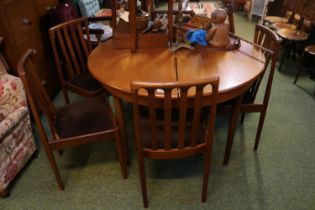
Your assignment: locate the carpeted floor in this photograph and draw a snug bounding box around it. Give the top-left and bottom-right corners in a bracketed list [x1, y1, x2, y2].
[1, 3, 315, 210]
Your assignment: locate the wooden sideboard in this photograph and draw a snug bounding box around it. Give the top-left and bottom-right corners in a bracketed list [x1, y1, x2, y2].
[0, 0, 60, 97]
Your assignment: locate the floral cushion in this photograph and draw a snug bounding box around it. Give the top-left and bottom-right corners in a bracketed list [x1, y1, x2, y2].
[0, 109, 36, 190]
[0, 74, 27, 122]
[0, 73, 36, 191]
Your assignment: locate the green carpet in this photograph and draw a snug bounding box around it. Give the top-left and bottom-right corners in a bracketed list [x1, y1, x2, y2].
[1, 7, 315, 210]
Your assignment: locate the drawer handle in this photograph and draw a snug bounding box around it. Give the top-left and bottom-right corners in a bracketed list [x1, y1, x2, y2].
[21, 18, 32, 25]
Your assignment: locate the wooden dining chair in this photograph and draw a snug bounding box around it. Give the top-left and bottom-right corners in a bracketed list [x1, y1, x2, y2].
[17, 49, 127, 191]
[223, 24, 281, 165]
[49, 17, 105, 104]
[131, 78, 219, 208]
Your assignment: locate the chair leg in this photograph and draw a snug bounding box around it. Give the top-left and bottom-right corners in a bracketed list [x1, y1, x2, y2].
[137, 154, 148, 208]
[294, 52, 305, 84]
[44, 148, 64, 190]
[202, 150, 212, 202]
[0, 189, 9, 198]
[63, 89, 70, 104]
[32, 149, 39, 159]
[114, 129, 128, 179]
[223, 95, 242, 165]
[293, 68, 302, 84]
[240, 113, 245, 123]
[279, 40, 289, 71]
[254, 110, 267, 151]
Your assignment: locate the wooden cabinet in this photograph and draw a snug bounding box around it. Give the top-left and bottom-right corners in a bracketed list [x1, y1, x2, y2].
[0, 0, 59, 98]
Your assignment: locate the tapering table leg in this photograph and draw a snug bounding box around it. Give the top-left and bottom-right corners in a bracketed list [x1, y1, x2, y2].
[223, 94, 242, 165]
[113, 96, 130, 166]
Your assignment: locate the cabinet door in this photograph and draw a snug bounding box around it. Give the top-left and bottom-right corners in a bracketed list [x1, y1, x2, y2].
[4, 1, 40, 45]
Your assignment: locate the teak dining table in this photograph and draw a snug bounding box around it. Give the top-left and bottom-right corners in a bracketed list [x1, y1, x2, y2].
[88, 39, 266, 161]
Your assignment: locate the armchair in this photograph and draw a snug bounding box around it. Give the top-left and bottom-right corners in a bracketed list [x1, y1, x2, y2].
[0, 38, 37, 198]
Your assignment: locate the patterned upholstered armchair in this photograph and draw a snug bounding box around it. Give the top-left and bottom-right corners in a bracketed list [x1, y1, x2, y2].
[0, 39, 37, 197]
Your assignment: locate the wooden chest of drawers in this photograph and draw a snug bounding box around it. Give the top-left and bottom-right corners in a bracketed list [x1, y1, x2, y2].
[0, 0, 59, 98]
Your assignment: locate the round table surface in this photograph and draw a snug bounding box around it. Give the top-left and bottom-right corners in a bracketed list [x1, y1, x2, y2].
[88, 40, 266, 103]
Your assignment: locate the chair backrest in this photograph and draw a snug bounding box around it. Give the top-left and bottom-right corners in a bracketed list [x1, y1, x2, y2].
[17, 49, 57, 146]
[250, 24, 280, 104]
[49, 17, 92, 82]
[78, 0, 100, 17]
[131, 78, 219, 159]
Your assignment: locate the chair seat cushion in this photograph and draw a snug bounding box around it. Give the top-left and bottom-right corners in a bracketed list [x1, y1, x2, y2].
[69, 72, 104, 93]
[55, 96, 115, 138]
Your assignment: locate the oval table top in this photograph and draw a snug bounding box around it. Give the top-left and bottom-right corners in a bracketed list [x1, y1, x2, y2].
[88, 40, 266, 103]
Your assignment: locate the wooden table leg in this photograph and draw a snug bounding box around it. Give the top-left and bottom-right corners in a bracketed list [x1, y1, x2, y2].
[279, 40, 289, 71]
[223, 94, 242, 165]
[113, 96, 130, 165]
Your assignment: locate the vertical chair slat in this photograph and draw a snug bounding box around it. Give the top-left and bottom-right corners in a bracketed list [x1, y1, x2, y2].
[258, 31, 264, 45]
[69, 25, 85, 72]
[164, 89, 172, 150]
[77, 23, 90, 59]
[190, 86, 202, 146]
[56, 29, 75, 79]
[148, 89, 157, 149]
[178, 88, 188, 149]
[62, 26, 80, 75]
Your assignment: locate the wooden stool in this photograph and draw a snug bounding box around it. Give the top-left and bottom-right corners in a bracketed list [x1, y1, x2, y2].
[264, 16, 288, 25]
[277, 28, 309, 71]
[294, 45, 315, 87]
[271, 22, 296, 31]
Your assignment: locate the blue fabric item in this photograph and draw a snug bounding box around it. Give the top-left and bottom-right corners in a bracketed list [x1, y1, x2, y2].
[186, 29, 208, 46]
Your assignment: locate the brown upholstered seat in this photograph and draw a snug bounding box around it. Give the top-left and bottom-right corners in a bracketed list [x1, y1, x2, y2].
[55, 96, 114, 138]
[68, 72, 104, 93]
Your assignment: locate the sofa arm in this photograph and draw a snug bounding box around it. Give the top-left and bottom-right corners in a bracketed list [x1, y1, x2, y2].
[0, 74, 27, 122]
[0, 107, 29, 142]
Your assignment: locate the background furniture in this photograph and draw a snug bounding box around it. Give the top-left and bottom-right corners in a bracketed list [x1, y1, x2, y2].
[0, 40, 37, 197]
[48, 0, 112, 43]
[0, 0, 60, 98]
[277, 28, 309, 71]
[248, 0, 268, 21]
[131, 78, 219, 208]
[78, 0, 107, 17]
[49, 17, 105, 104]
[294, 45, 315, 88]
[17, 49, 127, 191]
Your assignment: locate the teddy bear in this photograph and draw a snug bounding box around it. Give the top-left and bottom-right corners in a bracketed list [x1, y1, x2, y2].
[206, 9, 230, 48]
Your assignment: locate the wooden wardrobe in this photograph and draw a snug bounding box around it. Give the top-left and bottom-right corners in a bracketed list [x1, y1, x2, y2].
[0, 0, 60, 97]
